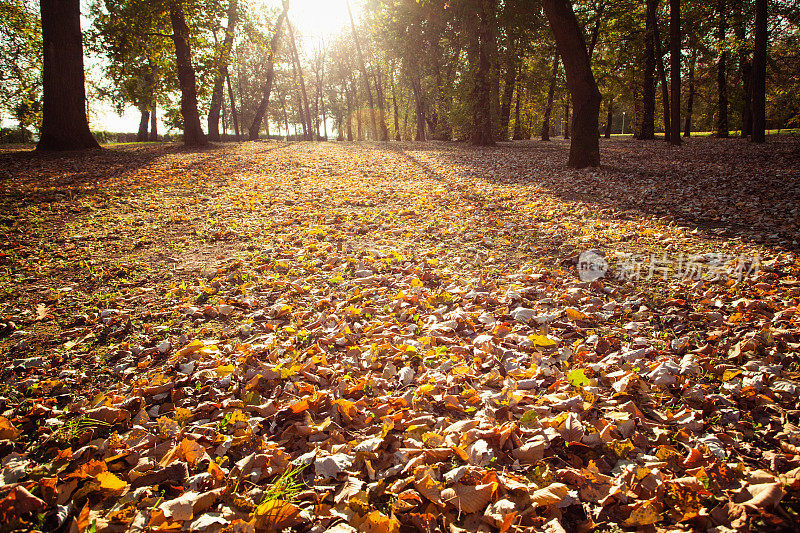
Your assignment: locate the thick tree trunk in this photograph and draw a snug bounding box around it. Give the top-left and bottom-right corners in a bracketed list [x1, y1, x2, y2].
[288, 22, 313, 141]
[716, 0, 728, 138]
[249, 2, 289, 140]
[541, 53, 559, 141]
[499, 42, 518, 140]
[541, 0, 602, 167]
[669, 0, 681, 145]
[684, 49, 695, 136]
[37, 0, 99, 151]
[604, 99, 613, 137]
[346, 0, 378, 140]
[471, 0, 496, 146]
[208, 0, 238, 141]
[733, 0, 752, 137]
[637, 0, 658, 140]
[149, 102, 158, 141]
[751, 0, 766, 142]
[168, 0, 207, 146]
[654, 23, 671, 141]
[226, 71, 240, 140]
[137, 106, 149, 142]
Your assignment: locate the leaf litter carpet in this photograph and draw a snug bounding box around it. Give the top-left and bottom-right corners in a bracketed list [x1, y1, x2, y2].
[1, 138, 800, 532]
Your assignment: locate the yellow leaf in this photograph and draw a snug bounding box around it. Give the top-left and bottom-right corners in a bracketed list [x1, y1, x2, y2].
[175, 407, 193, 426]
[353, 510, 400, 533]
[96, 471, 128, 492]
[417, 383, 435, 395]
[528, 334, 558, 348]
[722, 369, 743, 382]
[410, 278, 423, 288]
[624, 499, 660, 526]
[216, 364, 235, 377]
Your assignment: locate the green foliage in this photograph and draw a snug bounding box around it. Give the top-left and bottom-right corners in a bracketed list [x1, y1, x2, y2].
[0, 0, 41, 131]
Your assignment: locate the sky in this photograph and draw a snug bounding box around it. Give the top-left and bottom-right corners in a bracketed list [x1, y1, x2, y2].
[88, 0, 359, 133]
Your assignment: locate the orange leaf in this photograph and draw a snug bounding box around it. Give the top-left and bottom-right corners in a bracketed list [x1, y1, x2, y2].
[253, 500, 304, 530]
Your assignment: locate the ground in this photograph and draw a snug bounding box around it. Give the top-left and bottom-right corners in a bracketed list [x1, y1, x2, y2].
[1, 137, 799, 532]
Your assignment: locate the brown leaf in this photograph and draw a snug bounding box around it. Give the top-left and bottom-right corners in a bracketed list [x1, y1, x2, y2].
[0, 416, 21, 440]
[530, 483, 569, 507]
[441, 482, 494, 514]
[743, 483, 785, 510]
[559, 412, 584, 443]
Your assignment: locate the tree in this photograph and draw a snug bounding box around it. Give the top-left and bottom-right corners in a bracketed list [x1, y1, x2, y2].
[347, 0, 379, 140]
[37, 0, 99, 151]
[750, 0, 766, 143]
[637, 0, 658, 140]
[168, 0, 206, 146]
[287, 20, 312, 140]
[541, 0, 602, 167]
[0, 0, 42, 136]
[248, 1, 289, 140]
[208, 0, 238, 141]
[716, 0, 728, 138]
[541, 53, 559, 141]
[470, 0, 496, 146]
[669, 0, 681, 145]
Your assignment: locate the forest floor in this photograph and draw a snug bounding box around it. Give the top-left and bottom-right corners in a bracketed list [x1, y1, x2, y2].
[1, 137, 800, 533]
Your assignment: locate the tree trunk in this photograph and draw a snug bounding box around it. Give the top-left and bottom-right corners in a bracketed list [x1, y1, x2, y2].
[249, 2, 289, 140]
[37, 0, 99, 151]
[684, 48, 695, 136]
[637, 0, 658, 140]
[346, 0, 378, 140]
[563, 98, 570, 138]
[375, 69, 390, 141]
[208, 0, 238, 141]
[541, 0, 602, 167]
[137, 105, 149, 142]
[346, 84, 354, 141]
[499, 41, 518, 140]
[168, 0, 207, 146]
[588, 4, 605, 60]
[751, 0, 766, 143]
[226, 71, 240, 140]
[410, 73, 426, 141]
[669, 0, 681, 145]
[716, 0, 728, 138]
[287, 22, 312, 140]
[471, 0, 496, 146]
[654, 22, 671, 141]
[391, 69, 401, 141]
[513, 84, 525, 140]
[733, 0, 752, 137]
[541, 53, 559, 141]
[604, 98, 613, 137]
[149, 101, 158, 141]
